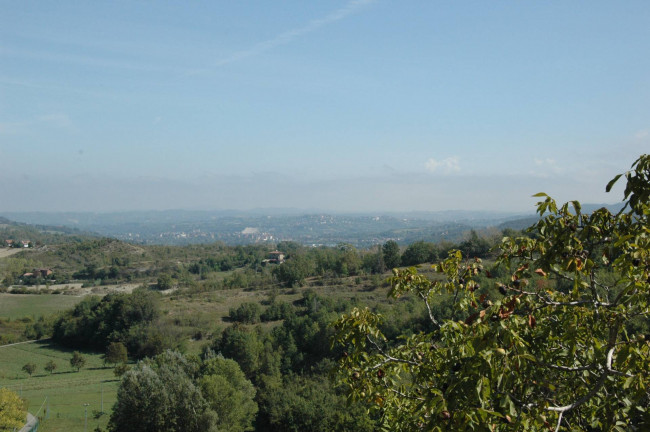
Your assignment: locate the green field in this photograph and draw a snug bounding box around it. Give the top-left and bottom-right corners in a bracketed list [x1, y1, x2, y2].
[0, 294, 83, 320]
[0, 341, 119, 432]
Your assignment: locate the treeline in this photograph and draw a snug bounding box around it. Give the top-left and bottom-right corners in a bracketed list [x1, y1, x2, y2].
[2, 227, 511, 290]
[270, 230, 505, 287]
[51, 289, 178, 358]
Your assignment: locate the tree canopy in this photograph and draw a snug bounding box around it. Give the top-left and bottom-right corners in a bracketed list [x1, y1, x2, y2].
[0, 388, 26, 431]
[333, 155, 650, 431]
[108, 350, 258, 432]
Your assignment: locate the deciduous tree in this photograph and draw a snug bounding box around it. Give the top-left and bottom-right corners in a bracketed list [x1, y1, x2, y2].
[108, 350, 217, 432]
[333, 155, 650, 431]
[21, 362, 36, 377]
[70, 351, 86, 372]
[199, 355, 257, 432]
[105, 342, 128, 367]
[44, 360, 57, 375]
[0, 388, 26, 431]
[383, 240, 401, 270]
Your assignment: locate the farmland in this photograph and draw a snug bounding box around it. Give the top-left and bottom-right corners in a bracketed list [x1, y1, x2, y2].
[0, 341, 118, 432]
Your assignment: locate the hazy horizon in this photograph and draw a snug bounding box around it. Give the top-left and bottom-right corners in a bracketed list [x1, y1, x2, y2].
[2, 1, 648, 213]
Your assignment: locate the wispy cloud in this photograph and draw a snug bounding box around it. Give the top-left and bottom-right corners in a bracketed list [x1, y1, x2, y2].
[211, 0, 375, 68]
[634, 129, 649, 140]
[532, 157, 563, 177]
[425, 157, 460, 174]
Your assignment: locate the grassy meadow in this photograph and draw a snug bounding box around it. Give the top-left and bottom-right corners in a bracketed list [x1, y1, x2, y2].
[0, 341, 119, 432]
[0, 293, 83, 320]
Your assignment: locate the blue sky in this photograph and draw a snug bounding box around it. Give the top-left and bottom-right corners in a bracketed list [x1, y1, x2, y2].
[1, 1, 648, 212]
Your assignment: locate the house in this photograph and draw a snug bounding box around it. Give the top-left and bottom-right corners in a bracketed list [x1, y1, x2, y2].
[21, 269, 53, 279]
[262, 250, 285, 265]
[4, 239, 13, 247]
[21, 240, 30, 248]
[34, 268, 53, 278]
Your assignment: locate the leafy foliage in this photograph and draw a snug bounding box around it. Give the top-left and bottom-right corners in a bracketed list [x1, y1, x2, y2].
[0, 387, 27, 431]
[229, 302, 263, 324]
[200, 355, 258, 432]
[44, 359, 57, 374]
[109, 350, 257, 432]
[383, 240, 401, 270]
[21, 362, 36, 377]
[105, 342, 128, 367]
[333, 155, 650, 431]
[70, 351, 86, 371]
[401, 240, 439, 266]
[51, 289, 173, 358]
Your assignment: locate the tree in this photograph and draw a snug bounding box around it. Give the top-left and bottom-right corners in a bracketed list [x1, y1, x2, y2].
[0, 388, 26, 431]
[70, 351, 86, 372]
[114, 363, 130, 377]
[273, 255, 312, 287]
[383, 240, 401, 270]
[21, 362, 36, 377]
[459, 229, 492, 258]
[333, 155, 650, 431]
[214, 324, 264, 378]
[51, 290, 164, 359]
[108, 350, 217, 432]
[229, 302, 262, 324]
[105, 342, 128, 367]
[44, 360, 57, 375]
[401, 240, 437, 266]
[256, 374, 375, 432]
[156, 273, 174, 290]
[199, 356, 258, 432]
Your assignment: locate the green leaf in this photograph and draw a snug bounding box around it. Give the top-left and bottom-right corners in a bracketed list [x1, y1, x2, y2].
[606, 174, 623, 192]
[571, 200, 581, 214]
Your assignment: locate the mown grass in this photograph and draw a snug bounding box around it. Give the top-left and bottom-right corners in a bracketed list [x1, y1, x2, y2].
[0, 293, 82, 320]
[0, 341, 120, 432]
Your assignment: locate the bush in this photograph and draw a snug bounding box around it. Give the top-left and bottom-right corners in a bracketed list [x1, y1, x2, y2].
[260, 301, 295, 322]
[229, 302, 262, 324]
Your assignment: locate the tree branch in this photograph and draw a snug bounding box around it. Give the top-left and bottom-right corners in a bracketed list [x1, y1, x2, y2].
[367, 335, 419, 369]
[419, 289, 440, 329]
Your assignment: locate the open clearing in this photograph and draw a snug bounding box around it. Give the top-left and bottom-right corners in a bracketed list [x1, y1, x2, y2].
[0, 248, 26, 258]
[0, 340, 119, 432]
[0, 294, 83, 320]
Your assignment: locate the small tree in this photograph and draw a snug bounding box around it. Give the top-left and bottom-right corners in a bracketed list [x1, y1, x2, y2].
[70, 351, 86, 372]
[44, 360, 57, 375]
[22, 362, 37, 377]
[0, 388, 27, 430]
[113, 363, 130, 377]
[382, 240, 401, 270]
[105, 342, 128, 367]
[156, 273, 174, 290]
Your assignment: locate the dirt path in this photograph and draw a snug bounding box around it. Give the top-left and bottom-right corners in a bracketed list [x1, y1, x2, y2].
[0, 339, 43, 349]
[0, 339, 44, 349]
[18, 413, 37, 432]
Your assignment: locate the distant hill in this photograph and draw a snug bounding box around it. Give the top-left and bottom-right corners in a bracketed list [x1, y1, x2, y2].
[1, 204, 624, 247]
[497, 202, 625, 232]
[0, 216, 98, 246]
[1, 211, 514, 247]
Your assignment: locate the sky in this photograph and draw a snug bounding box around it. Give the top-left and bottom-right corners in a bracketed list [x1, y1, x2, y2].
[1, 1, 648, 213]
